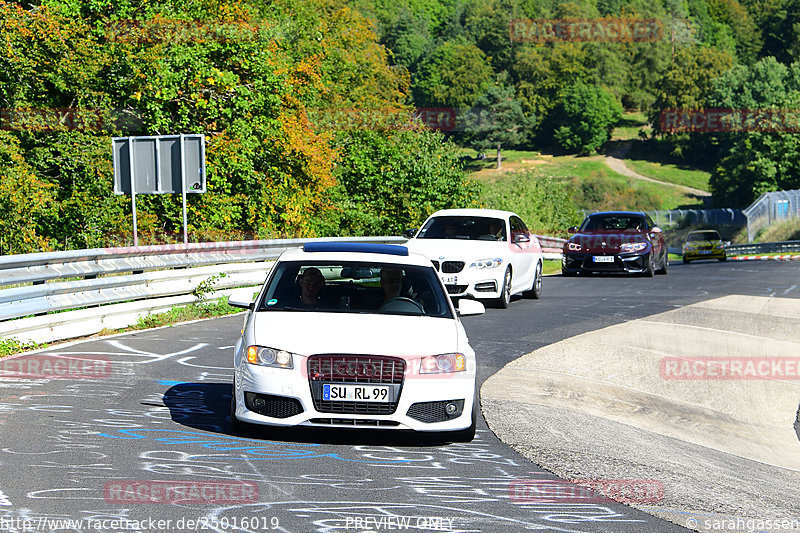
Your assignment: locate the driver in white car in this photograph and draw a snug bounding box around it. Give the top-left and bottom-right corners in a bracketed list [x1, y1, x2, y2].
[380, 267, 404, 302]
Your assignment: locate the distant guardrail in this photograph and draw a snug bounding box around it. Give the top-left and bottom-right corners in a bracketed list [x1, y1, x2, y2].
[725, 240, 800, 256]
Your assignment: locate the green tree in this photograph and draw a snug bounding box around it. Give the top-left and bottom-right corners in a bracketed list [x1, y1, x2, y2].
[547, 81, 623, 153]
[414, 40, 494, 108]
[330, 129, 479, 235]
[461, 83, 535, 169]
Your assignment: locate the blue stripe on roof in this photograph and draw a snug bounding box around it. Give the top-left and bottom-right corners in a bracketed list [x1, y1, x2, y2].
[303, 242, 409, 256]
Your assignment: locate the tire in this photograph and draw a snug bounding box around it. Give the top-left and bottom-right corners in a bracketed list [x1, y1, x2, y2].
[719, 255, 727, 262]
[496, 267, 512, 308]
[683, 257, 690, 264]
[526, 261, 542, 299]
[229, 389, 247, 434]
[656, 252, 669, 275]
[562, 269, 577, 277]
[642, 253, 655, 277]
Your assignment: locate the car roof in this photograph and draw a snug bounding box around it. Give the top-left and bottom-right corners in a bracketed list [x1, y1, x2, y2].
[688, 229, 720, 233]
[426, 208, 519, 219]
[278, 243, 434, 267]
[586, 211, 647, 217]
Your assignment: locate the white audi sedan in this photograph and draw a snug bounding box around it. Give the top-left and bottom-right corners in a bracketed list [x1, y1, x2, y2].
[404, 208, 543, 308]
[227, 242, 483, 441]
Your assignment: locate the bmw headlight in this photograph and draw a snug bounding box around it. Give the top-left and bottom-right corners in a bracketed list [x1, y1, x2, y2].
[567, 242, 582, 251]
[245, 346, 294, 369]
[620, 242, 648, 252]
[420, 353, 466, 374]
[714, 243, 724, 249]
[469, 258, 503, 269]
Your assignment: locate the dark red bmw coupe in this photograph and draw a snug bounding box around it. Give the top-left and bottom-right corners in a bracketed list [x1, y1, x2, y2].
[562, 211, 668, 276]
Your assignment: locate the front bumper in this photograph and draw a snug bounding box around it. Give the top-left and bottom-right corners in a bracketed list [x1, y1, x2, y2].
[562, 252, 650, 274]
[233, 356, 477, 432]
[684, 248, 726, 261]
[437, 268, 504, 300]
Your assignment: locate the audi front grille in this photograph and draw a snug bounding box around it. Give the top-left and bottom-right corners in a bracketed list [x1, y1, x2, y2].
[307, 355, 405, 414]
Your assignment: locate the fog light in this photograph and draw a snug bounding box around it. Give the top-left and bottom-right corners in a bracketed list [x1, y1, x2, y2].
[445, 402, 458, 415]
[253, 397, 266, 409]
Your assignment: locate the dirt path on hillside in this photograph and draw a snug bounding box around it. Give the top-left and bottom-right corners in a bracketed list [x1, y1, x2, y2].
[605, 142, 711, 198]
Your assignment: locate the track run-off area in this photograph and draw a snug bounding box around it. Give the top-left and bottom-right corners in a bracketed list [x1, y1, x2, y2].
[0, 259, 798, 533]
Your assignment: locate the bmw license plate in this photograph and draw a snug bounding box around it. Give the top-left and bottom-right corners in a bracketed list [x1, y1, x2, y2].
[323, 384, 390, 402]
[700, 250, 712, 254]
[440, 274, 458, 284]
[592, 256, 615, 263]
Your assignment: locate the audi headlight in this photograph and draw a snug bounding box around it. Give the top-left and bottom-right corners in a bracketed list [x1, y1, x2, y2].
[567, 242, 582, 251]
[469, 258, 503, 269]
[620, 242, 648, 252]
[245, 346, 294, 369]
[420, 353, 466, 374]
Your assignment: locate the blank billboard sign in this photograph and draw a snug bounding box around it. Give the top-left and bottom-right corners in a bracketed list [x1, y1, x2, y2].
[113, 135, 205, 195]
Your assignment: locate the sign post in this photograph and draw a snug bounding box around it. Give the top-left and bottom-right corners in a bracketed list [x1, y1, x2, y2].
[112, 134, 206, 245]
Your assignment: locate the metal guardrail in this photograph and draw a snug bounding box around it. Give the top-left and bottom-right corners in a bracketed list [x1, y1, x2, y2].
[0, 236, 405, 344]
[0, 234, 561, 344]
[725, 240, 800, 256]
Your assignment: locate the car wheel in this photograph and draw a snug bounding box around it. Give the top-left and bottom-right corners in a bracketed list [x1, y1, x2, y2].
[656, 252, 669, 275]
[719, 255, 727, 262]
[642, 253, 655, 277]
[562, 269, 577, 277]
[526, 261, 542, 299]
[683, 257, 690, 264]
[497, 268, 512, 308]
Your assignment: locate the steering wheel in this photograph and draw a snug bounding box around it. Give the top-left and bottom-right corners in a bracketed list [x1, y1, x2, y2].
[379, 297, 425, 314]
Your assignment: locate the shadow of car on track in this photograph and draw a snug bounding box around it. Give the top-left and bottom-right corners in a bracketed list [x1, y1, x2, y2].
[160, 382, 474, 447]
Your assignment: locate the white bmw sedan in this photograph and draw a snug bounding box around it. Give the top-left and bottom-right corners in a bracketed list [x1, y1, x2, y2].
[227, 242, 483, 441]
[404, 209, 544, 308]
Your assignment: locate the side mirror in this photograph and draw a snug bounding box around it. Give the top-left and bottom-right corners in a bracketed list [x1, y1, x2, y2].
[567, 226, 578, 234]
[228, 288, 256, 310]
[650, 226, 663, 234]
[513, 233, 530, 244]
[402, 228, 417, 239]
[457, 299, 485, 317]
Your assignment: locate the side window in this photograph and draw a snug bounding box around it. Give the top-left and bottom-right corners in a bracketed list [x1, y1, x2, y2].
[645, 215, 655, 229]
[510, 217, 524, 241]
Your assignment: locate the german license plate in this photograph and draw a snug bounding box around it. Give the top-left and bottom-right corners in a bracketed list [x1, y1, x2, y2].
[592, 256, 614, 263]
[323, 384, 390, 402]
[440, 274, 458, 284]
[700, 250, 712, 254]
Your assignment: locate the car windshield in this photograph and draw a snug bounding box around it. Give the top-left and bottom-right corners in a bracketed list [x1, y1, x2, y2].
[582, 215, 646, 232]
[687, 231, 721, 241]
[416, 216, 506, 241]
[257, 261, 453, 318]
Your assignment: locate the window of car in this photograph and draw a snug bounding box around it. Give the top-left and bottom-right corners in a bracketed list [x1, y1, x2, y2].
[582, 215, 646, 231]
[687, 231, 721, 241]
[417, 216, 507, 241]
[256, 260, 453, 318]
[509, 216, 525, 239]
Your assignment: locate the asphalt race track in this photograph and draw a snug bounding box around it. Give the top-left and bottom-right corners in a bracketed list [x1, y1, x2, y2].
[0, 260, 797, 533]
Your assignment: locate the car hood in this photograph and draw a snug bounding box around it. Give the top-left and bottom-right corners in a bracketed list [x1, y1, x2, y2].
[567, 231, 650, 253]
[250, 312, 461, 357]
[684, 240, 721, 247]
[405, 238, 509, 259]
